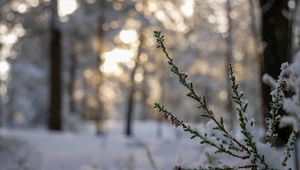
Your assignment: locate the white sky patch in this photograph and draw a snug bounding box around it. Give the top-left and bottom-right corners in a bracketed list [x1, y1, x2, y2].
[101, 48, 136, 75]
[58, 0, 78, 17]
[181, 0, 194, 17]
[119, 29, 138, 44]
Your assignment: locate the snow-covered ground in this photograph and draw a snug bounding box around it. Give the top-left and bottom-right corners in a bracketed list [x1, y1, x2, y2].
[0, 121, 208, 170]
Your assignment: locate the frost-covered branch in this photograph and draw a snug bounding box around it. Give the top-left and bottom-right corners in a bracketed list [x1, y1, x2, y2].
[229, 65, 268, 168]
[265, 63, 291, 146]
[153, 31, 296, 170]
[282, 130, 297, 167]
[154, 103, 248, 159]
[154, 31, 250, 156]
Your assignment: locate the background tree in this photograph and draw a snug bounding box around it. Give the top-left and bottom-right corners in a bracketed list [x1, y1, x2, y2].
[48, 0, 62, 130]
[68, 44, 78, 114]
[125, 30, 144, 136]
[94, 0, 107, 135]
[224, 0, 234, 129]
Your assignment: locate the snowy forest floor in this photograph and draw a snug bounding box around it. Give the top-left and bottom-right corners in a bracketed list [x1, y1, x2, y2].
[0, 121, 209, 170]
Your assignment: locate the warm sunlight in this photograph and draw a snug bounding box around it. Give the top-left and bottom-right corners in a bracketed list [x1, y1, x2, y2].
[101, 48, 136, 75]
[181, 0, 194, 17]
[58, 0, 78, 17]
[218, 90, 228, 100]
[0, 61, 10, 79]
[119, 29, 138, 44]
[1, 34, 18, 45]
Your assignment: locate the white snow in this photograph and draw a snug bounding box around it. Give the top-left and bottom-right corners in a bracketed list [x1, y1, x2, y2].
[0, 121, 209, 170]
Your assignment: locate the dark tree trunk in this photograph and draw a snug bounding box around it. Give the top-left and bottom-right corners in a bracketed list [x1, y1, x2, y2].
[125, 31, 144, 136]
[225, 0, 235, 129]
[260, 0, 292, 144]
[48, 0, 62, 130]
[95, 0, 106, 135]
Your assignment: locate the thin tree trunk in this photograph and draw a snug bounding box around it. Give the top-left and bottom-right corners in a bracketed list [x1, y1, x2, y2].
[157, 62, 166, 138]
[225, 0, 234, 129]
[48, 0, 62, 130]
[125, 31, 144, 136]
[248, 0, 264, 126]
[0, 80, 2, 127]
[0, 44, 3, 127]
[95, 0, 106, 134]
[82, 78, 88, 118]
[292, 0, 300, 55]
[68, 47, 77, 114]
[140, 66, 148, 120]
[0, 43, 2, 127]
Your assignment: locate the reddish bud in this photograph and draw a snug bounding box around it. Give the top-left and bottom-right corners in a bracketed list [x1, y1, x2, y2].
[163, 112, 169, 120]
[170, 117, 180, 127]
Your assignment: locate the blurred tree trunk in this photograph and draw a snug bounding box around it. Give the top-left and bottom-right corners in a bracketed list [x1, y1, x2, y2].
[260, 0, 292, 144]
[95, 0, 106, 135]
[157, 62, 166, 138]
[48, 0, 62, 130]
[82, 78, 88, 118]
[0, 43, 2, 127]
[68, 46, 77, 114]
[0, 80, 2, 127]
[291, 0, 300, 55]
[248, 0, 264, 126]
[140, 66, 149, 121]
[225, 0, 234, 129]
[125, 31, 144, 136]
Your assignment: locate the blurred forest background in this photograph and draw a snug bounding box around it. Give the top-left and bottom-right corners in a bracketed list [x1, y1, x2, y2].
[0, 0, 299, 137]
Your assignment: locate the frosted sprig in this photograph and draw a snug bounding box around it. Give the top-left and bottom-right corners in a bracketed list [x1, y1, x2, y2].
[266, 62, 291, 146]
[153, 31, 269, 169]
[153, 31, 296, 170]
[154, 31, 251, 156]
[154, 103, 247, 159]
[282, 130, 297, 167]
[229, 65, 268, 168]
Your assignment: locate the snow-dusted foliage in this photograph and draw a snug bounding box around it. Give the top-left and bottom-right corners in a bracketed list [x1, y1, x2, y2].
[154, 31, 297, 169]
[275, 52, 300, 132]
[265, 62, 291, 146]
[263, 52, 300, 134]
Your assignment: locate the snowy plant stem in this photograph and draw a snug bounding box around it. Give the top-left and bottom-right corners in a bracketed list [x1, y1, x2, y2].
[266, 63, 289, 146]
[154, 103, 249, 159]
[294, 137, 299, 170]
[154, 31, 250, 156]
[176, 164, 257, 170]
[282, 130, 297, 167]
[229, 65, 268, 169]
